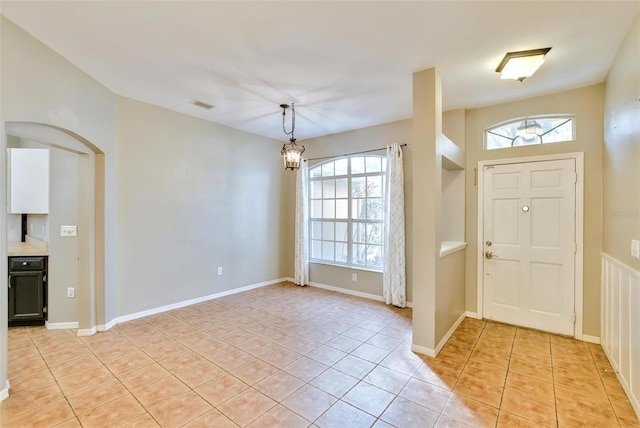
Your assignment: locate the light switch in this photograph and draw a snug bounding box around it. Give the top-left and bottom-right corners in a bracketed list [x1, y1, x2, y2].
[632, 240, 640, 259]
[61, 225, 77, 237]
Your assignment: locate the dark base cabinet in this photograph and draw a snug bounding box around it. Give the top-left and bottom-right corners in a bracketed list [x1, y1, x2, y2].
[8, 257, 47, 327]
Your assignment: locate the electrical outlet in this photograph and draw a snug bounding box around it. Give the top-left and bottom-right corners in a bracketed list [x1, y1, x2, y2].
[67, 288, 75, 298]
[352, 273, 357, 281]
[61, 225, 77, 237]
[632, 240, 640, 259]
[217, 267, 223, 276]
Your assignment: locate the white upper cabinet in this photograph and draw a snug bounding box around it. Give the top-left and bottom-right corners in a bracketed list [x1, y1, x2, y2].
[7, 148, 50, 214]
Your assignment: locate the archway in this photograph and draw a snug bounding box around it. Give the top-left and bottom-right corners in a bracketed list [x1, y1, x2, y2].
[1, 121, 106, 398]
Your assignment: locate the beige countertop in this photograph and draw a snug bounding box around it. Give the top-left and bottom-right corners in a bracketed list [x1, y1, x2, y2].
[8, 236, 49, 257]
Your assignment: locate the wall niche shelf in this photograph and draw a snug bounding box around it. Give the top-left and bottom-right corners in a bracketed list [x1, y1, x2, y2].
[440, 137, 465, 257]
[440, 241, 467, 257]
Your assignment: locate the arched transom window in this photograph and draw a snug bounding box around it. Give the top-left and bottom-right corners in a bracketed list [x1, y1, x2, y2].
[485, 115, 575, 150]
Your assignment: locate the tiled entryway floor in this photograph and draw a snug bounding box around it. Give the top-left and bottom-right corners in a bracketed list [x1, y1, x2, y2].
[1, 282, 639, 427]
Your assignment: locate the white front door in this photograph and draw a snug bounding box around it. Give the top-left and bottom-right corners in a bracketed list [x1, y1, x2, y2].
[482, 159, 576, 335]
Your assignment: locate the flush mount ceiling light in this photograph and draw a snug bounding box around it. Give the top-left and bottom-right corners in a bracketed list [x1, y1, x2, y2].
[280, 103, 305, 170]
[496, 48, 551, 82]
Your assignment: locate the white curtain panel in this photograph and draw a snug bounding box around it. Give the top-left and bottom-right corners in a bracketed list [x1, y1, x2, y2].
[294, 161, 310, 286]
[383, 143, 406, 307]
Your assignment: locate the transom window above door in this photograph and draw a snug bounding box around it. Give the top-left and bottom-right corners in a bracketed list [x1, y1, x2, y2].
[485, 115, 575, 150]
[309, 156, 387, 270]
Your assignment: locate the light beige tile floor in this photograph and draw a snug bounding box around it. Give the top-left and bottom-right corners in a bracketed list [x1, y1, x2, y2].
[1, 281, 639, 427]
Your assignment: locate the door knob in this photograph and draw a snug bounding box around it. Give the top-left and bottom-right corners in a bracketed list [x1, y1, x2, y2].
[485, 251, 497, 259]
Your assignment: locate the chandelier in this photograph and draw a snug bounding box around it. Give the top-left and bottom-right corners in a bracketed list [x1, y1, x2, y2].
[280, 103, 305, 170]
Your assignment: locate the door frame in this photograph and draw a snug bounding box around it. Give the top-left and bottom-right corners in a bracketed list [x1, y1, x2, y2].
[476, 152, 584, 339]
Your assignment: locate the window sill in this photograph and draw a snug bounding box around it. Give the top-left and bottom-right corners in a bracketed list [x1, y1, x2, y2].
[310, 260, 383, 274]
[440, 241, 467, 257]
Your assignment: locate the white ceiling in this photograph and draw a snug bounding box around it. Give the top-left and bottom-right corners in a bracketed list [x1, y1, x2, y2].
[2, 1, 638, 141]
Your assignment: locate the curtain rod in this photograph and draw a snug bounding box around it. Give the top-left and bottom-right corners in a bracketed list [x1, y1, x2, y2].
[304, 143, 407, 162]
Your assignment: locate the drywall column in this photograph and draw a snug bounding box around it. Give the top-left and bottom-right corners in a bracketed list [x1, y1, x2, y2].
[0, 128, 9, 400]
[77, 152, 96, 332]
[46, 145, 80, 325]
[411, 68, 442, 355]
[95, 154, 106, 328]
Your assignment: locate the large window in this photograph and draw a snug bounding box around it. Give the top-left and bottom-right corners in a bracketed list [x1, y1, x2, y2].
[309, 155, 387, 270]
[485, 115, 575, 150]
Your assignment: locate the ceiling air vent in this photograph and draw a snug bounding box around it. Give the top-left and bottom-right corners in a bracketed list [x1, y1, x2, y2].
[190, 100, 215, 110]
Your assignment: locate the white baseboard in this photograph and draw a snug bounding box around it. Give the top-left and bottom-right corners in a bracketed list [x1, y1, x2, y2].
[411, 312, 466, 358]
[81, 277, 289, 334]
[310, 281, 385, 303]
[582, 334, 601, 344]
[309, 281, 414, 309]
[411, 343, 436, 358]
[116, 277, 288, 324]
[435, 312, 467, 355]
[77, 326, 97, 337]
[0, 380, 9, 402]
[97, 319, 117, 332]
[45, 321, 79, 330]
[465, 311, 481, 319]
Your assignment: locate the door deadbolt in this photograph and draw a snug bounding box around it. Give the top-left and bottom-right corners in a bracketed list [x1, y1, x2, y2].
[485, 241, 492, 247]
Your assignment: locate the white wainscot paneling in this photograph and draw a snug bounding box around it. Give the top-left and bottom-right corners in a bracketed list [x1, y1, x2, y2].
[601, 253, 640, 419]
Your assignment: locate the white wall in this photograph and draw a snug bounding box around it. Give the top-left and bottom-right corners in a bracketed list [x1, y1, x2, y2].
[1, 15, 118, 395]
[603, 15, 640, 271]
[437, 109, 466, 346]
[465, 84, 604, 337]
[26, 215, 48, 242]
[1, 14, 117, 330]
[47, 146, 80, 324]
[6, 136, 25, 242]
[115, 96, 285, 316]
[601, 14, 640, 419]
[440, 168, 465, 243]
[436, 249, 466, 342]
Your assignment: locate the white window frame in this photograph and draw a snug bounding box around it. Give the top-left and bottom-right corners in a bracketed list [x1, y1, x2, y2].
[484, 114, 576, 150]
[308, 155, 386, 271]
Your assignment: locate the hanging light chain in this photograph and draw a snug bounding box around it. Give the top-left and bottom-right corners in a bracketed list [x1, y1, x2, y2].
[282, 103, 296, 139]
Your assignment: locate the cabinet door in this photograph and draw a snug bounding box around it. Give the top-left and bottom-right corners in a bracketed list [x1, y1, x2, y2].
[8, 148, 50, 214]
[8, 271, 44, 322]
